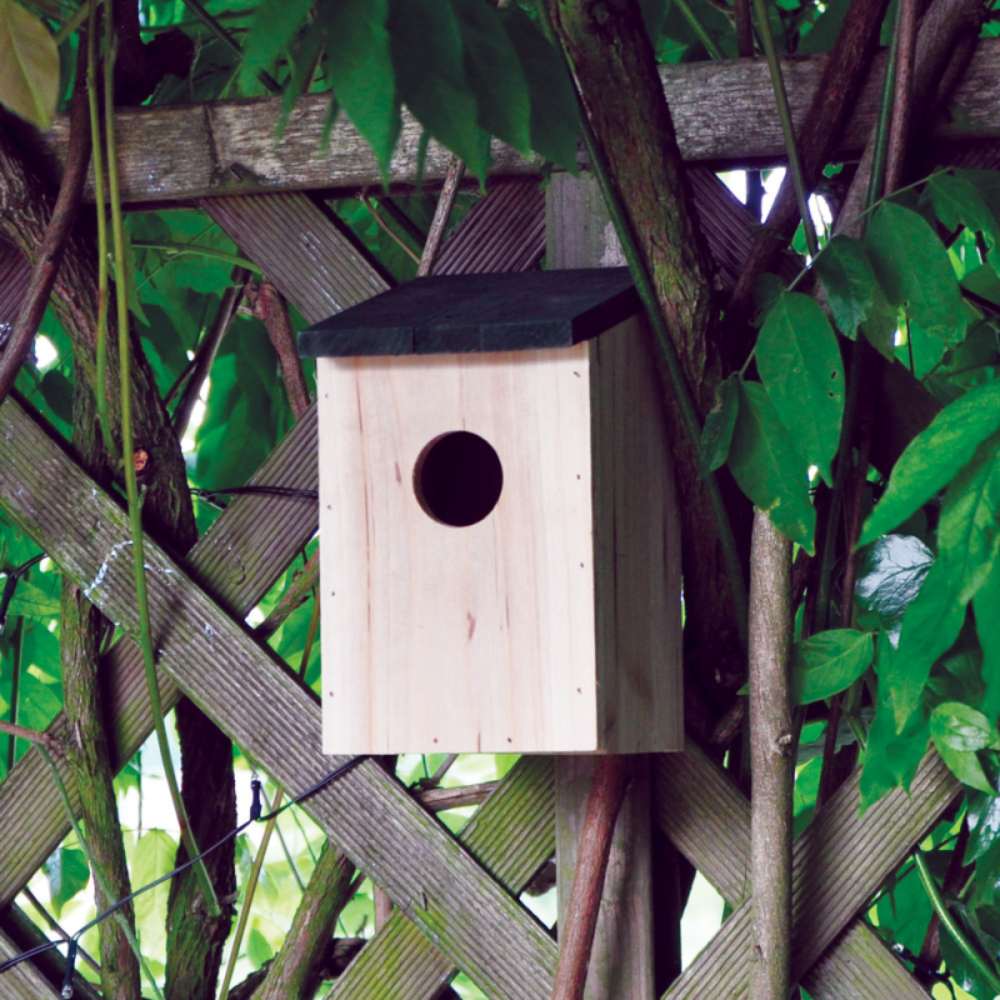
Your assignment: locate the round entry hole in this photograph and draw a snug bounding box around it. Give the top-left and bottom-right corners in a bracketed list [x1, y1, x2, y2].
[414, 431, 503, 527]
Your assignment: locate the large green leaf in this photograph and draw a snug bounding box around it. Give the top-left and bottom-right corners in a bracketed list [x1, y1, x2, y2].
[888, 556, 967, 730]
[699, 374, 739, 475]
[866, 201, 963, 341]
[240, 0, 314, 90]
[727, 381, 815, 553]
[5, 579, 59, 618]
[936, 430, 1000, 604]
[452, 0, 530, 154]
[930, 702, 1000, 792]
[854, 534, 933, 643]
[317, 0, 400, 175]
[0, 0, 58, 129]
[500, 6, 579, 170]
[43, 846, 89, 918]
[813, 235, 877, 338]
[927, 172, 1000, 251]
[133, 829, 177, 953]
[976, 557, 1000, 724]
[791, 629, 874, 705]
[755, 292, 844, 485]
[388, 0, 489, 179]
[860, 380, 1000, 545]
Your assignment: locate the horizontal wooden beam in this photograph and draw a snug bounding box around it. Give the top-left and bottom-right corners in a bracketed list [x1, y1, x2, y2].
[17, 42, 1000, 205]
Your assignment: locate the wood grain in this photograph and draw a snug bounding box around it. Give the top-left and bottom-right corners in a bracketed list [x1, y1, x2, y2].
[19, 42, 1000, 204]
[0, 394, 555, 1000]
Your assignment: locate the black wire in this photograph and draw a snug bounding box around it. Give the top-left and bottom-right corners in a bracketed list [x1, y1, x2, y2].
[0, 755, 366, 980]
[192, 486, 318, 501]
[0, 553, 45, 635]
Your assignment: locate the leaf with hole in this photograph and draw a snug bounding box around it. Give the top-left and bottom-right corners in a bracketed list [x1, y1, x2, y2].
[861, 380, 1000, 544]
[866, 201, 963, 340]
[814, 235, 877, 338]
[755, 292, 844, 485]
[0, 0, 58, 129]
[791, 628, 874, 704]
[388, 0, 489, 179]
[316, 0, 400, 177]
[700, 374, 739, 475]
[727, 381, 815, 553]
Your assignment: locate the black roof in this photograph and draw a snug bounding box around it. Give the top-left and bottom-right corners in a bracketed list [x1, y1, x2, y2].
[298, 267, 642, 358]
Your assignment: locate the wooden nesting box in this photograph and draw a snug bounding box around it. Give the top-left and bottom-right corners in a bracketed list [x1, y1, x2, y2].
[299, 268, 682, 755]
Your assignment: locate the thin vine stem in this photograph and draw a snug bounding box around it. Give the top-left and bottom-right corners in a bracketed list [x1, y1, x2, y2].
[536, 2, 749, 646]
[103, 0, 220, 917]
[39, 746, 165, 1000]
[90, 0, 115, 458]
[673, 0, 726, 58]
[751, 0, 818, 258]
[130, 241, 262, 273]
[914, 850, 1000, 995]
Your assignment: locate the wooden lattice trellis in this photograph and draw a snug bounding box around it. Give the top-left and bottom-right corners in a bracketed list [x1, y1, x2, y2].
[0, 57, 989, 995]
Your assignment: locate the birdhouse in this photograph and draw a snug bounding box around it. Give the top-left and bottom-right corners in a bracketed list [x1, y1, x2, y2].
[299, 267, 682, 755]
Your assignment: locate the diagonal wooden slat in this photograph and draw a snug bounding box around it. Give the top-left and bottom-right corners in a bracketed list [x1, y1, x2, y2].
[0, 394, 556, 1000]
[655, 746, 957, 999]
[330, 755, 556, 1000]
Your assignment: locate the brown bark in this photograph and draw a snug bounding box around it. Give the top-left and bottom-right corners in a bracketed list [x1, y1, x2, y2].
[747, 511, 794, 1000]
[253, 841, 356, 1000]
[246, 280, 311, 421]
[546, 0, 748, 706]
[551, 756, 632, 1000]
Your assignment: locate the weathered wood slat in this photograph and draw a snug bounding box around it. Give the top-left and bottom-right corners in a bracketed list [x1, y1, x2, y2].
[0, 931, 61, 1000]
[657, 748, 957, 999]
[0, 395, 556, 1000]
[331, 755, 556, 1000]
[0, 403, 321, 908]
[653, 745, 929, 999]
[0, 242, 30, 349]
[202, 193, 389, 322]
[20, 43, 1000, 205]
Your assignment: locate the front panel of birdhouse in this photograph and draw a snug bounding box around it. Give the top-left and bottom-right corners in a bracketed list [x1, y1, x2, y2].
[316, 315, 682, 755]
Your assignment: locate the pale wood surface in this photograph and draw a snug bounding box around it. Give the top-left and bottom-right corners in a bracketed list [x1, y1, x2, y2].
[318, 345, 599, 754]
[21, 42, 1000, 204]
[0, 394, 556, 1000]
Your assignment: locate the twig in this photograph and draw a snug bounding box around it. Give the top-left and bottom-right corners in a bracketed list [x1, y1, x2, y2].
[245, 281, 311, 420]
[885, 0, 919, 195]
[417, 157, 466, 277]
[0, 66, 90, 409]
[748, 510, 793, 1000]
[0, 720, 61, 750]
[104, 0, 219, 916]
[918, 821, 971, 971]
[256, 551, 319, 642]
[734, 0, 754, 58]
[751, 0, 817, 257]
[426, 753, 460, 788]
[358, 195, 422, 266]
[216, 788, 284, 1000]
[550, 756, 631, 1000]
[21, 887, 101, 975]
[415, 780, 497, 812]
[259, 782, 305, 892]
[674, 0, 725, 59]
[172, 271, 247, 436]
[914, 850, 1000, 995]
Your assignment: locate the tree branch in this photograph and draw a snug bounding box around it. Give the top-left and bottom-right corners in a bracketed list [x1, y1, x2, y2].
[246, 281, 311, 421]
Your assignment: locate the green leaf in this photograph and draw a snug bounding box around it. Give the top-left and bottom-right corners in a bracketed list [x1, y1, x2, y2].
[452, 0, 530, 154]
[866, 201, 963, 340]
[931, 702, 999, 792]
[937, 429, 1000, 604]
[500, 7, 578, 170]
[240, 0, 314, 90]
[247, 925, 275, 967]
[888, 556, 967, 730]
[860, 633, 930, 810]
[388, 0, 489, 179]
[132, 829, 177, 952]
[317, 0, 400, 176]
[44, 847, 89, 918]
[791, 629, 874, 704]
[854, 534, 933, 644]
[755, 292, 844, 485]
[700, 374, 739, 475]
[927, 172, 1000, 250]
[0, 0, 58, 129]
[860, 380, 1000, 545]
[727, 381, 815, 553]
[963, 262, 1000, 307]
[5, 579, 59, 618]
[814, 235, 877, 338]
[976, 557, 1000, 724]
[859, 280, 898, 360]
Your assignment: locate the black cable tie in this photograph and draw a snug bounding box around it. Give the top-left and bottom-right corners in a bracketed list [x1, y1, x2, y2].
[61, 939, 78, 999]
[250, 777, 262, 821]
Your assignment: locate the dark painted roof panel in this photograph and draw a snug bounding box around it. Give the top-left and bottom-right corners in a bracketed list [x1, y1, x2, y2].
[298, 267, 641, 357]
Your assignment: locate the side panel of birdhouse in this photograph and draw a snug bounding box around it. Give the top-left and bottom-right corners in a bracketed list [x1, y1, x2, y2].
[317, 346, 599, 754]
[590, 316, 683, 752]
